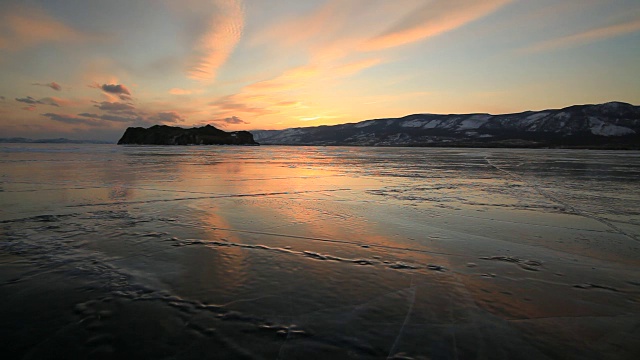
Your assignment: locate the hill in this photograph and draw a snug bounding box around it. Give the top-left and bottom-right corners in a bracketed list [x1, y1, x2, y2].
[253, 102, 640, 149]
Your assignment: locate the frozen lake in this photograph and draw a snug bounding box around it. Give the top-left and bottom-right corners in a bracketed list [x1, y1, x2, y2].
[1, 144, 639, 359]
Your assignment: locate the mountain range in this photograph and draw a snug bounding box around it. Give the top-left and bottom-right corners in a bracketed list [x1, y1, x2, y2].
[252, 102, 640, 149]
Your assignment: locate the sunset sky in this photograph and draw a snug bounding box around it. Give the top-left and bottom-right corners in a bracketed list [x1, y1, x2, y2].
[1, 0, 639, 141]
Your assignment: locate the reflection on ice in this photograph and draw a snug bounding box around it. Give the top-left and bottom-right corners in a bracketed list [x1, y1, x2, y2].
[1, 144, 639, 359]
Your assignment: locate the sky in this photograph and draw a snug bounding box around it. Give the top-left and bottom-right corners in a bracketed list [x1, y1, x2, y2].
[0, 0, 639, 141]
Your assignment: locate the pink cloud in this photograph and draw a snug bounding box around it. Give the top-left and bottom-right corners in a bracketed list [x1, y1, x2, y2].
[521, 18, 640, 54]
[169, 88, 192, 95]
[360, 0, 511, 51]
[210, 115, 249, 128]
[0, 6, 91, 51]
[251, 0, 358, 49]
[32, 82, 62, 91]
[187, 0, 245, 81]
[148, 111, 186, 123]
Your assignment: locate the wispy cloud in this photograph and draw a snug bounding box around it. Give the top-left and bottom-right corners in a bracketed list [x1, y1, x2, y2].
[187, 0, 244, 81]
[521, 18, 640, 54]
[148, 111, 186, 123]
[15, 96, 60, 107]
[93, 101, 135, 113]
[32, 82, 62, 91]
[0, 5, 92, 51]
[42, 113, 104, 126]
[209, 94, 275, 117]
[251, 0, 360, 49]
[211, 115, 249, 127]
[331, 58, 383, 78]
[169, 88, 192, 95]
[246, 66, 320, 93]
[78, 112, 141, 123]
[42, 108, 184, 128]
[360, 0, 511, 51]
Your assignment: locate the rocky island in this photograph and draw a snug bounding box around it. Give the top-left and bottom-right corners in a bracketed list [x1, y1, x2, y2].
[117, 125, 258, 145]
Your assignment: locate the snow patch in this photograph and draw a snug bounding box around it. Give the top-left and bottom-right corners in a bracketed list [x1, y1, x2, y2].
[458, 115, 490, 130]
[589, 118, 635, 136]
[423, 120, 442, 129]
[354, 120, 374, 128]
[526, 112, 549, 121]
[554, 112, 570, 120]
[400, 119, 426, 127]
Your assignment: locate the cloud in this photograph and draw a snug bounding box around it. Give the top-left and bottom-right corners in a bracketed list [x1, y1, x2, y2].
[187, 0, 245, 81]
[32, 82, 62, 91]
[521, 18, 640, 54]
[299, 116, 320, 121]
[42, 113, 103, 126]
[275, 101, 302, 108]
[91, 83, 132, 100]
[169, 88, 192, 95]
[39, 97, 64, 107]
[242, 58, 381, 97]
[15, 96, 39, 105]
[147, 111, 186, 123]
[79, 112, 144, 123]
[360, 0, 511, 51]
[15, 96, 60, 107]
[251, 0, 357, 49]
[0, 5, 92, 51]
[209, 95, 275, 116]
[331, 58, 383, 78]
[99, 84, 131, 95]
[211, 116, 249, 127]
[93, 101, 135, 113]
[246, 66, 320, 93]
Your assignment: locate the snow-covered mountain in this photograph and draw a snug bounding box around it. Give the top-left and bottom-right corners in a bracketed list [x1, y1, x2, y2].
[252, 102, 640, 149]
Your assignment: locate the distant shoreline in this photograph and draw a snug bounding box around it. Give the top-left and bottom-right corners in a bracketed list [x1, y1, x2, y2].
[3, 141, 639, 150]
[0, 138, 111, 144]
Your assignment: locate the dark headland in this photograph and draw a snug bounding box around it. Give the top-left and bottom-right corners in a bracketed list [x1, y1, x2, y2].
[117, 125, 258, 145]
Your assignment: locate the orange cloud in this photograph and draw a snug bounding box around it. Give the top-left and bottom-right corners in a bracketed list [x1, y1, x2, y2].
[169, 88, 192, 95]
[521, 18, 640, 54]
[209, 94, 275, 118]
[187, 0, 244, 81]
[360, 0, 511, 51]
[246, 66, 320, 93]
[251, 0, 361, 49]
[331, 58, 383, 78]
[43, 96, 82, 107]
[0, 6, 92, 51]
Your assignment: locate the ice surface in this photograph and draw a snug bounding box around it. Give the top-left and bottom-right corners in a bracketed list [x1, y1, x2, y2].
[1, 144, 639, 359]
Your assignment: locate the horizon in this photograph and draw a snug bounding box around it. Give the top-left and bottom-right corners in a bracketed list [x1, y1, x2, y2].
[1, 1, 639, 141]
[2, 99, 636, 142]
